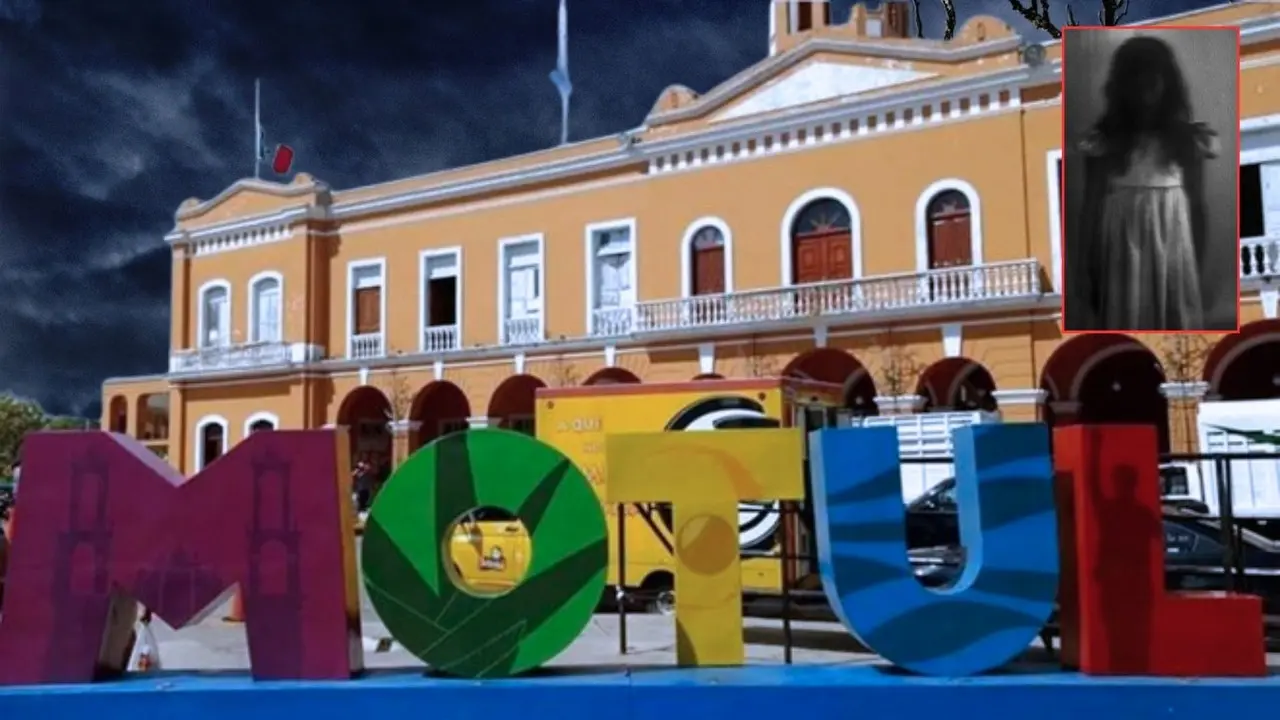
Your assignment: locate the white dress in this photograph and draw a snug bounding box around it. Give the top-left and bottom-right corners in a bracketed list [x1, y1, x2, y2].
[1073, 128, 1216, 331]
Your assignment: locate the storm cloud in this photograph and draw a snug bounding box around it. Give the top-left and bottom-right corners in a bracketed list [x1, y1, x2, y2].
[0, 0, 1199, 417]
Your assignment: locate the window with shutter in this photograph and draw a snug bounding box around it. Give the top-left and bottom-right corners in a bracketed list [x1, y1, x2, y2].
[201, 287, 230, 348]
[251, 278, 282, 343]
[925, 190, 973, 269]
[590, 224, 634, 311]
[504, 240, 543, 319]
[355, 287, 381, 334]
[349, 264, 383, 336]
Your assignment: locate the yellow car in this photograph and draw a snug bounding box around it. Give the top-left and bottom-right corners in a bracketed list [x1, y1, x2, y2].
[447, 508, 531, 595]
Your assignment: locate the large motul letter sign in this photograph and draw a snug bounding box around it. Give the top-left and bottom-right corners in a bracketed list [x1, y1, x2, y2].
[0, 431, 362, 684]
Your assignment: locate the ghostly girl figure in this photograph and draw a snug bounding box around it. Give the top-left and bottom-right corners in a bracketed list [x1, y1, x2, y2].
[1068, 36, 1216, 331]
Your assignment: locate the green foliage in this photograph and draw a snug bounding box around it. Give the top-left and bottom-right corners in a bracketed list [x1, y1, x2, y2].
[45, 416, 89, 430]
[0, 394, 50, 470]
[0, 395, 93, 471]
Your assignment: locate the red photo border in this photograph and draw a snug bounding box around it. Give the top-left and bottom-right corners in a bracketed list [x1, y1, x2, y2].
[1058, 24, 1243, 336]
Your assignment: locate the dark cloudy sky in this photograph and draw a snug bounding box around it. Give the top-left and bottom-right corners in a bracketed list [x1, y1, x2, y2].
[0, 0, 1212, 418]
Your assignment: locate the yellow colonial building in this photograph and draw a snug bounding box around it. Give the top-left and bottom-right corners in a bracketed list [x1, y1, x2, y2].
[104, 1, 1280, 476]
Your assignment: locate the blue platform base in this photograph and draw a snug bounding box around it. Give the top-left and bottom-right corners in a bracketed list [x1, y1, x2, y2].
[0, 665, 1278, 719]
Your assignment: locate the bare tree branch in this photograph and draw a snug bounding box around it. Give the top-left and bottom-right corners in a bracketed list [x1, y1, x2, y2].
[869, 330, 927, 399]
[940, 0, 957, 40]
[1008, 0, 1134, 39]
[380, 369, 413, 424]
[549, 355, 580, 387]
[912, 0, 925, 38]
[1101, 0, 1130, 26]
[1007, 0, 1063, 39]
[739, 335, 779, 378]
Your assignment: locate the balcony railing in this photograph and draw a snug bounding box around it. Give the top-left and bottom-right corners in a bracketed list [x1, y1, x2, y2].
[634, 259, 1043, 334]
[351, 333, 385, 359]
[171, 341, 323, 373]
[421, 324, 460, 353]
[502, 316, 542, 345]
[590, 307, 634, 337]
[1242, 237, 1279, 282]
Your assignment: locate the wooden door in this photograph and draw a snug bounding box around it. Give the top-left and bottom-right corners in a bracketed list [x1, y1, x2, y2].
[927, 213, 972, 268]
[692, 245, 725, 295]
[355, 287, 381, 334]
[792, 235, 827, 284]
[823, 232, 853, 279]
[691, 243, 726, 324]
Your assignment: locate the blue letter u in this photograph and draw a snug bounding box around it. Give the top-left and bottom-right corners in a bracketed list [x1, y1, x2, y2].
[809, 423, 1058, 675]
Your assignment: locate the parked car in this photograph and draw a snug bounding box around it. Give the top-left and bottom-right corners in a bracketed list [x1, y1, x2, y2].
[905, 478, 1280, 640]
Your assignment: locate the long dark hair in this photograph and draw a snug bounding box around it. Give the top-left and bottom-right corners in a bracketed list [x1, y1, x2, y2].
[1095, 36, 1195, 169]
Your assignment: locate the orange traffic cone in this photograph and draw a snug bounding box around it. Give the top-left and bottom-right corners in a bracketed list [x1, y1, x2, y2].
[223, 589, 244, 623]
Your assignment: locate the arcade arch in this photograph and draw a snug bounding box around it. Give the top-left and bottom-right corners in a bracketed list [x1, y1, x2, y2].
[1040, 334, 1169, 452]
[409, 380, 471, 451]
[584, 367, 641, 385]
[488, 374, 546, 435]
[782, 348, 878, 415]
[107, 395, 128, 433]
[337, 386, 392, 471]
[1204, 319, 1280, 400]
[916, 357, 997, 412]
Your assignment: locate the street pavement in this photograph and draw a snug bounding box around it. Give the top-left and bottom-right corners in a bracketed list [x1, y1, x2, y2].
[153, 591, 1280, 672]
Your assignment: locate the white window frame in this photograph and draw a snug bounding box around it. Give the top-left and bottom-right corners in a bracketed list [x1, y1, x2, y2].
[418, 247, 464, 350]
[346, 258, 387, 357]
[194, 414, 229, 470]
[679, 216, 735, 297]
[1046, 149, 1063, 292]
[1241, 117, 1280, 242]
[913, 178, 984, 272]
[196, 279, 232, 349]
[778, 187, 864, 284]
[243, 411, 279, 438]
[583, 217, 639, 330]
[497, 234, 546, 343]
[246, 271, 284, 344]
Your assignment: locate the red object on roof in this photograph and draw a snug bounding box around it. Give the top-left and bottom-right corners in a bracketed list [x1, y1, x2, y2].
[272, 144, 294, 175]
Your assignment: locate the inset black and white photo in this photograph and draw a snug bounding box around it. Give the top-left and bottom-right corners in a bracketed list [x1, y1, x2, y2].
[1062, 26, 1240, 333]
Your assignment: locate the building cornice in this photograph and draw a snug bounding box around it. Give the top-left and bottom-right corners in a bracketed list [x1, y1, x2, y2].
[166, 6, 1280, 243]
[646, 34, 1025, 125]
[326, 63, 1057, 223]
[174, 175, 331, 222]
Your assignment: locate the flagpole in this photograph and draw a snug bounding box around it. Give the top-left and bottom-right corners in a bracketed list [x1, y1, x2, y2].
[254, 78, 261, 179]
[549, 0, 572, 146]
[559, 0, 568, 145]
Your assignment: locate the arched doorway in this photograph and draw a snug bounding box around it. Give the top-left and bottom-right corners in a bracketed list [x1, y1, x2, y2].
[584, 367, 641, 385]
[195, 417, 227, 470]
[924, 190, 974, 269]
[782, 348, 878, 415]
[1204, 320, 1280, 400]
[688, 225, 727, 297]
[108, 396, 127, 433]
[488, 374, 546, 435]
[337, 386, 393, 474]
[409, 381, 471, 451]
[789, 198, 853, 285]
[136, 394, 169, 441]
[1041, 335, 1169, 453]
[248, 418, 276, 434]
[916, 357, 997, 412]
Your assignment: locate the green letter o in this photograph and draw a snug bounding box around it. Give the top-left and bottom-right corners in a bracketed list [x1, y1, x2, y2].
[361, 428, 607, 677]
